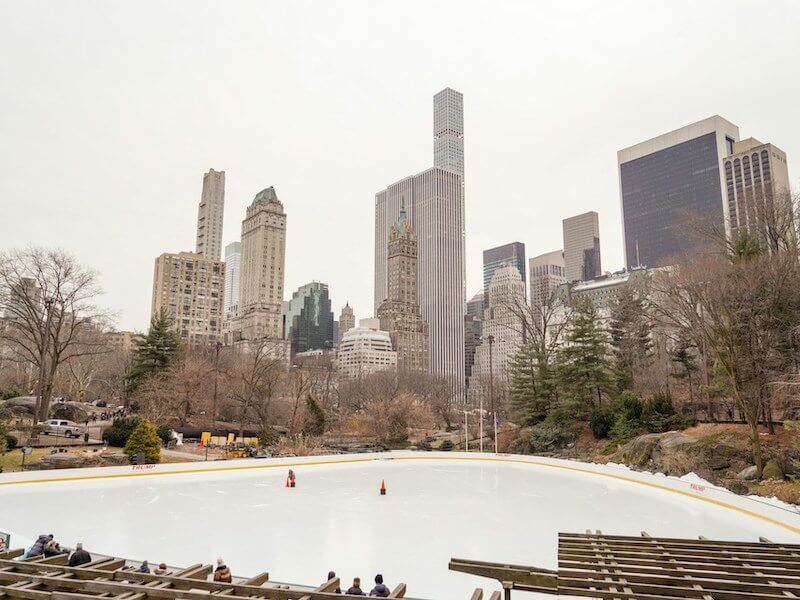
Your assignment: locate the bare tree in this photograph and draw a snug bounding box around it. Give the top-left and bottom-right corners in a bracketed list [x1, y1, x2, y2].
[0, 248, 110, 422]
[228, 339, 286, 438]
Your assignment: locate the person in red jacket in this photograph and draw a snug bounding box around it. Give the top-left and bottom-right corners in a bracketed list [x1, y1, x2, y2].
[213, 558, 232, 583]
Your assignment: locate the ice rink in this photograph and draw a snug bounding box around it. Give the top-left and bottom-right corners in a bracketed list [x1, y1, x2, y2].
[2, 453, 800, 599]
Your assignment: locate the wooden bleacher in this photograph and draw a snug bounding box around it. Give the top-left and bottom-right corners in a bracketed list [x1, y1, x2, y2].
[0, 548, 408, 600]
[451, 530, 800, 599]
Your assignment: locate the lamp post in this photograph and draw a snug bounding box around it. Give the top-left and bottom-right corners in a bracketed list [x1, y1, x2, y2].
[211, 341, 222, 427]
[488, 335, 497, 454]
[35, 297, 55, 424]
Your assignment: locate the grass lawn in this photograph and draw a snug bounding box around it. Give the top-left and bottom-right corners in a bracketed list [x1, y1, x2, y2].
[0, 448, 53, 472]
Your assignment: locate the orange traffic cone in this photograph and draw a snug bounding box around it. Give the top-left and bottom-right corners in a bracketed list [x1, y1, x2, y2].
[380, 480, 386, 495]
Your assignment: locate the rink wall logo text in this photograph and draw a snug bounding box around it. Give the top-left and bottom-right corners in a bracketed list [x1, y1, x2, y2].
[131, 465, 156, 471]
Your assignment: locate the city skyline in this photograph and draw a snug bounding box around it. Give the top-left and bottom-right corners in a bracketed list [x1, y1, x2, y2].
[2, 2, 799, 332]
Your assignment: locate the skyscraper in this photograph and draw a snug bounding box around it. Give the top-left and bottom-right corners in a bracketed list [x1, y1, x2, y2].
[233, 187, 286, 343]
[618, 116, 740, 268]
[285, 282, 334, 354]
[470, 265, 526, 385]
[563, 212, 601, 282]
[338, 302, 355, 346]
[723, 138, 791, 250]
[374, 167, 464, 389]
[223, 241, 241, 316]
[195, 169, 225, 261]
[465, 291, 483, 319]
[377, 204, 429, 372]
[433, 88, 464, 178]
[374, 89, 466, 390]
[482, 242, 526, 305]
[151, 252, 225, 344]
[529, 250, 566, 309]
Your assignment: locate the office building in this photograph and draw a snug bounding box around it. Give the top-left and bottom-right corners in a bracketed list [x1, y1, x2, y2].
[466, 291, 484, 319]
[223, 242, 241, 318]
[336, 326, 397, 379]
[151, 251, 225, 344]
[723, 138, 791, 250]
[433, 87, 464, 178]
[470, 265, 526, 384]
[285, 281, 334, 354]
[338, 302, 355, 346]
[233, 187, 287, 343]
[563, 212, 601, 282]
[483, 242, 526, 305]
[195, 169, 225, 262]
[618, 116, 740, 268]
[377, 204, 429, 372]
[375, 167, 464, 389]
[464, 314, 482, 386]
[529, 250, 566, 309]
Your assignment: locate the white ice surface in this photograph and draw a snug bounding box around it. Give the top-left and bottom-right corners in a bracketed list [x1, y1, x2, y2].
[3, 455, 800, 599]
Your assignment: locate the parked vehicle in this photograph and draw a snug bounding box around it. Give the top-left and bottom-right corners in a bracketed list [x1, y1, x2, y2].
[38, 419, 85, 438]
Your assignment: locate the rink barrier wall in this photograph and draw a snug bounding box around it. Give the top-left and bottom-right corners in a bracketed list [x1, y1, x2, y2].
[1, 451, 799, 535]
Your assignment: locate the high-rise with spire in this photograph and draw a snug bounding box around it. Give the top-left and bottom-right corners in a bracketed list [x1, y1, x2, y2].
[377, 201, 429, 372]
[195, 169, 225, 261]
[338, 302, 355, 346]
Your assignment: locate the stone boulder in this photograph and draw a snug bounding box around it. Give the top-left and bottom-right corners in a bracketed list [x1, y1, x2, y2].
[762, 459, 785, 480]
[736, 465, 759, 480]
[37, 452, 102, 470]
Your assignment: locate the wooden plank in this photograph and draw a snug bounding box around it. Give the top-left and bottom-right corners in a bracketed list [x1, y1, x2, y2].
[388, 583, 406, 598]
[559, 573, 794, 600]
[37, 557, 69, 567]
[449, 559, 557, 595]
[168, 566, 210, 581]
[0, 571, 379, 600]
[0, 550, 25, 561]
[312, 579, 339, 594]
[559, 532, 800, 553]
[558, 539, 800, 563]
[240, 573, 269, 587]
[469, 590, 483, 600]
[558, 568, 800, 597]
[558, 545, 800, 569]
[557, 559, 800, 587]
[760, 537, 774, 543]
[87, 560, 126, 572]
[487, 592, 501, 600]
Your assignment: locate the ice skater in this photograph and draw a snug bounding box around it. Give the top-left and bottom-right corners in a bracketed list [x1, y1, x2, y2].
[287, 469, 296, 488]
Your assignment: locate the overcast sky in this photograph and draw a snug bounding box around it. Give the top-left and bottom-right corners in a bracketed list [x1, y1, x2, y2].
[2, 1, 799, 332]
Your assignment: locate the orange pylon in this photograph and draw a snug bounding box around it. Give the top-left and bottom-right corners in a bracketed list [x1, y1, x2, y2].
[380, 479, 386, 495]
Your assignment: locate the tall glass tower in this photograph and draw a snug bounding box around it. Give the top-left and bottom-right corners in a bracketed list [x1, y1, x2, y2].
[433, 88, 464, 178]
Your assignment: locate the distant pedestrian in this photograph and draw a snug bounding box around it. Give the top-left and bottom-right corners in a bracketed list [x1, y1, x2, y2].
[138, 560, 150, 573]
[154, 563, 169, 576]
[369, 574, 390, 597]
[213, 558, 232, 583]
[68, 543, 92, 567]
[346, 577, 364, 596]
[44, 540, 66, 558]
[327, 571, 341, 594]
[27, 534, 52, 558]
